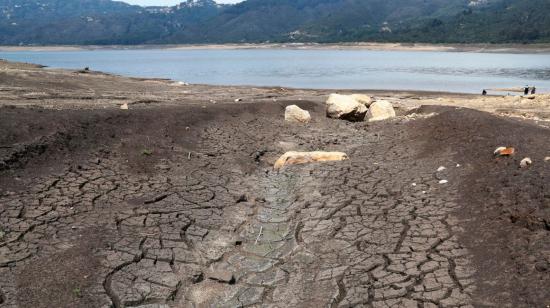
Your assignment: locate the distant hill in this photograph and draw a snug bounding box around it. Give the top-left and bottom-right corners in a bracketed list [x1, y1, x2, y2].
[1, 0, 549, 45]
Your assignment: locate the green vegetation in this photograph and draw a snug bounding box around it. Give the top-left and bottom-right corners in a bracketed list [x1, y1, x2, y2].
[72, 287, 82, 298]
[1, 0, 549, 45]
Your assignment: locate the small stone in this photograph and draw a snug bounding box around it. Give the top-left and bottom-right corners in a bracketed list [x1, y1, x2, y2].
[520, 157, 532, 168]
[544, 157, 550, 162]
[439, 180, 448, 184]
[234, 98, 243, 102]
[437, 166, 446, 172]
[120, 103, 129, 110]
[412, 183, 417, 186]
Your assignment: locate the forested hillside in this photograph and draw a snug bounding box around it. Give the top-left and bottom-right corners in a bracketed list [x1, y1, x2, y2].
[1, 0, 549, 45]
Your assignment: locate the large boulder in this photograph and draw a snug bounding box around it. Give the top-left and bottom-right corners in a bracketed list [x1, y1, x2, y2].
[366, 100, 396, 122]
[274, 151, 348, 170]
[350, 94, 373, 107]
[285, 105, 311, 123]
[326, 94, 368, 121]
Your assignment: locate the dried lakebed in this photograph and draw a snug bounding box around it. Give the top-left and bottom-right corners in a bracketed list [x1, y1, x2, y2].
[0, 61, 548, 308]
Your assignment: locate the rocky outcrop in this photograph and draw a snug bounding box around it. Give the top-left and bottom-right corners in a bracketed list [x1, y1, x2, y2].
[274, 151, 348, 170]
[326, 94, 368, 121]
[285, 105, 311, 123]
[366, 100, 396, 122]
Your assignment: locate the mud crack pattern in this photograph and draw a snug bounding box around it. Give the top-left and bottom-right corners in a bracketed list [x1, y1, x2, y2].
[0, 106, 476, 308]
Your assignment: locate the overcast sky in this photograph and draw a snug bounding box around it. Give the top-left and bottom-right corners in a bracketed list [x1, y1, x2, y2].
[123, 0, 242, 6]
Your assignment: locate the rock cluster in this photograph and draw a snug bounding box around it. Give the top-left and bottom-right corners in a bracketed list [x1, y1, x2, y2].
[326, 94, 368, 121]
[325, 94, 396, 122]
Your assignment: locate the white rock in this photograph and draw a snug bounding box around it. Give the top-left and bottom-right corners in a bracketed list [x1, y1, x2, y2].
[456, 164, 461, 167]
[366, 100, 396, 122]
[520, 157, 532, 168]
[326, 94, 368, 121]
[284, 105, 311, 123]
[120, 103, 129, 110]
[350, 94, 373, 107]
[544, 157, 550, 162]
[412, 183, 417, 186]
[439, 180, 448, 184]
[437, 166, 446, 172]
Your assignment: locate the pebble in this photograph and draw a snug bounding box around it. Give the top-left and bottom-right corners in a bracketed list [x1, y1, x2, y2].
[437, 166, 446, 172]
[545, 157, 550, 162]
[439, 180, 448, 184]
[412, 183, 417, 186]
[520, 157, 532, 168]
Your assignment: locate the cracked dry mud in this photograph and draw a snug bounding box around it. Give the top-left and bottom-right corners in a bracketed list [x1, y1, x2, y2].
[0, 63, 549, 308]
[0, 103, 477, 308]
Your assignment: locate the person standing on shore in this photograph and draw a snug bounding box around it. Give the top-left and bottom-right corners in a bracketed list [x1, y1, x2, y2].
[524, 86, 529, 95]
[531, 87, 536, 94]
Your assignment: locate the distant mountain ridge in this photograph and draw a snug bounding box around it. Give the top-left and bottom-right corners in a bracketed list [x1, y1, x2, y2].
[0, 0, 549, 45]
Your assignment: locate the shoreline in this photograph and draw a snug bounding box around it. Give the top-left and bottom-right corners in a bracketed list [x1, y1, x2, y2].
[0, 58, 545, 97]
[2, 42, 550, 54]
[0, 58, 542, 100]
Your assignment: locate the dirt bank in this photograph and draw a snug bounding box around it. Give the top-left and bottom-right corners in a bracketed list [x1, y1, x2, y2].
[0, 61, 548, 307]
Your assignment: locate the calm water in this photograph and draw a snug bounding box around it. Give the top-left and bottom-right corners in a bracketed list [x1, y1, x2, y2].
[2, 49, 550, 94]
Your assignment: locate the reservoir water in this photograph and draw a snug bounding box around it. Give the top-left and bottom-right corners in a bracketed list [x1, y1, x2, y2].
[2, 48, 550, 94]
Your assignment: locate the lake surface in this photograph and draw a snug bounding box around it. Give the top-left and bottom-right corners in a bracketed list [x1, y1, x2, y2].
[2, 48, 550, 94]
